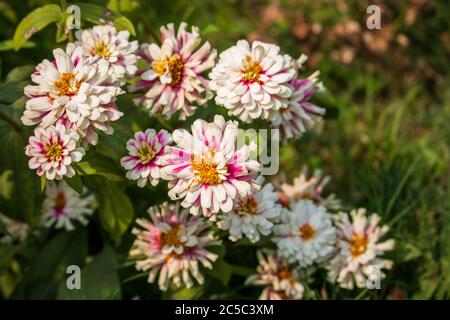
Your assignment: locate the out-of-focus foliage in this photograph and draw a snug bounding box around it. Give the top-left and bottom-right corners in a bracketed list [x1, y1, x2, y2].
[0, 0, 448, 300]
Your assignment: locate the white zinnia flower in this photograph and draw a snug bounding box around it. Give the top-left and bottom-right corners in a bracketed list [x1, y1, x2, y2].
[159, 115, 261, 219]
[68, 25, 138, 82]
[209, 40, 296, 122]
[25, 124, 85, 180]
[328, 208, 395, 289]
[0, 213, 30, 244]
[131, 22, 216, 119]
[218, 181, 281, 243]
[41, 181, 95, 231]
[130, 202, 220, 291]
[273, 200, 336, 268]
[121, 129, 172, 188]
[21, 46, 123, 145]
[246, 250, 304, 300]
[279, 166, 341, 210]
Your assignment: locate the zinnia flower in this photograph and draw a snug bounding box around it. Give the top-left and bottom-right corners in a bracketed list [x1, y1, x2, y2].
[25, 124, 85, 180]
[271, 72, 325, 141]
[327, 208, 395, 289]
[273, 200, 336, 268]
[218, 180, 281, 243]
[68, 25, 138, 82]
[246, 250, 304, 300]
[131, 22, 216, 119]
[41, 181, 95, 231]
[21, 46, 123, 145]
[209, 40, 296, 122]
[159, 115, 261, 219]
[279, 166, 340, 210]
[121, 129, 172, 187]
[130, 202, 220, 291]
[0, 213, 30, 244]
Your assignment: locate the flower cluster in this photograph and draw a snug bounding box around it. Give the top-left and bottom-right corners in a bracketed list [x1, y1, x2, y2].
[131, 22, 216, 119]
[130, 202, 220, 291]
[209, 42, 324, 140]
[22, 25, 137, 180]
[328, 209, 395, 289]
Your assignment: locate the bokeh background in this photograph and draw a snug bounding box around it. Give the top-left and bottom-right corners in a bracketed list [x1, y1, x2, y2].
[0, 0, 449, 299]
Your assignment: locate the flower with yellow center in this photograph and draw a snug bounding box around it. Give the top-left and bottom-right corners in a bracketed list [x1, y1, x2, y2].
[235, 197, 258, 216]
[160, 224, 183, 248]
[241, 55, 263, 84]
[191, 150, 227, 186]
[152, 54, 184, 86]
[138, 145, 155, 164]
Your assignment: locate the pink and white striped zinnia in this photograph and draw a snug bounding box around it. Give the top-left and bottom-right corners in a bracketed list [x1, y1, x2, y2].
[121, 129, 172, 188]
[25, 124, 84, 180]
[159, 115, 261, 219]
[130, 202, 220, 291]
[131, 22, 216, 119]
[209, 40, 297, 122]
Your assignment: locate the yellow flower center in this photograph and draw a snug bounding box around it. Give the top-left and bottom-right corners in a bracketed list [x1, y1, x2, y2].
[350, 233, 369, 257]
[299, 223, 316, 241]
[138, 145, 155, 164]
[160, 224, 182, 247]
[235, 197, 258, 216]
[241, 55, 263, 84]
[152, 53, 184, 86]
[45, 142, 63, 161]
[278, 266, 293, 281]
[54, 192, 67, 211]
[92, 41, 111, 59]
[54, 72, 81, 96]
[191, 150, 223, 185]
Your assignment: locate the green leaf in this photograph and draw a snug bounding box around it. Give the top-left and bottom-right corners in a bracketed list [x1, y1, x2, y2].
[0, 244, 19, 271]
[12, 4, 62, 51]
[76, 152, 124, 181]
[163, 286, 205, 300]
[64, 173, 84, 194]
[0, 128, 41, 226]
[98, 180, 134, 245]
[205, 259, 232, 286]
[0, 170, 13, 201]
[58, 245, 122, 299]
[6, 65, 35, 82]
[69, 2, 136, 36]
[10, 228, 87, 299]
[0, 40, 35, 52]
[0, 81, 26, 105]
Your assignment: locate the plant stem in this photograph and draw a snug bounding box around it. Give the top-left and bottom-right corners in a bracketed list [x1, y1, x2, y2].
[59, 0, 67, 10]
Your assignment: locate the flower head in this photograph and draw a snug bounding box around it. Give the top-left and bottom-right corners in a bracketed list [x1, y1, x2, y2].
[279, 166, 340, 210]
[271, 71, 325, 141]
[209, 40, 296, 122]
[273, 200, 336, 268]
[131, 22, 216, 119]
[246, 250, 304, 300]
[121, 129, 172, 187]
[0, 213, 30, 244]
[159, 115, 261, 219]
[25, 124, 85, 180]
[21, 46, 123, 145]
[69, 25, 138, 82]
[218, 181, 281, 243]
[328, 208, 395, 289]
[130, 202, 220, 291]
[41, 181, 95, 231]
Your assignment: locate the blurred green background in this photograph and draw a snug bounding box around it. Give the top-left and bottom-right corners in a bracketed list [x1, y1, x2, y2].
[0, 0, 449, 299]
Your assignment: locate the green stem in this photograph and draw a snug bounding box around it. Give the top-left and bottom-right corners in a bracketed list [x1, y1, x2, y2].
[0, 109, 22, 133]
[59, 0, 67, 10]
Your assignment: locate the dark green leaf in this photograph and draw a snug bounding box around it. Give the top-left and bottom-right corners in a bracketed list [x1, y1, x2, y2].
[64, 173, 84, 194]
[76, 152, 124, 181]
[6, 65, 35, 82]
[58, 245, 122, 299]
